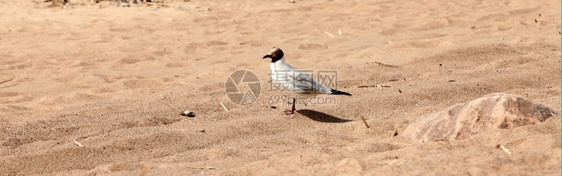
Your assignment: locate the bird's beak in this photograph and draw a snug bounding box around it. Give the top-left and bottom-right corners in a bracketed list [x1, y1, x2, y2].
[263, 55, 272, 59]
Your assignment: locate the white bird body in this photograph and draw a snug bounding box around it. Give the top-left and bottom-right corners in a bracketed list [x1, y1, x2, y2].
[269, 57, 333, 97]
[263, 48, 351, 115]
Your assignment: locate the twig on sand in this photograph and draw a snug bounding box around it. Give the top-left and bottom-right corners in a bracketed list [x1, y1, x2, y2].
[144, 1, 170, 7]
[357, 85, 390, 88]
[360, 116, 370, 128]
[73, 139, 84, 147]
[186, 166, 216, 170]
[435, 139, 452, 150]
[496, 144, 511, 155]
[220, 102, 228, 112]
[73, 135, 93, 147]
[373, 61, 398, 68]
[396, 160, 407, 166]
[324, 31, 335, 37]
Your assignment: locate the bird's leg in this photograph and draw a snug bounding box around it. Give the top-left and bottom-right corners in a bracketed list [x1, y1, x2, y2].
[291, 98, 296, 113]
[285, 98, 296, 115]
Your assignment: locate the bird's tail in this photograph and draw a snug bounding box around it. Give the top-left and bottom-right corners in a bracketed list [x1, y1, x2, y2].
[330, 89, 352, 96]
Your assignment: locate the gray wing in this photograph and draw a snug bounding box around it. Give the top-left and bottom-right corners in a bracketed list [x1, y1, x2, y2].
[288, 70, 332, 94]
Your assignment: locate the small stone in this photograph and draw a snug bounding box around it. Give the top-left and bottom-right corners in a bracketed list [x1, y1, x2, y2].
[181, 110, 195, 117]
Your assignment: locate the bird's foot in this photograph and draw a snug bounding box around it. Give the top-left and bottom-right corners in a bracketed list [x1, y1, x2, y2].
[284, 109, 295, 115]
[284, 98, 296, 115]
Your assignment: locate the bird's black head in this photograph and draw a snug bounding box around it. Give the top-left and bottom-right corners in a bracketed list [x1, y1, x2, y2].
[263, 47, 284, 63]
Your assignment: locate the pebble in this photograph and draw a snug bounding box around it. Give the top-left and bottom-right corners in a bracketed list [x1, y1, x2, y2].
[181, 110, 195, 117]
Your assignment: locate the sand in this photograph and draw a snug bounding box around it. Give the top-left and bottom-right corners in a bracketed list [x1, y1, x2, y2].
[0, 0, 560, 175]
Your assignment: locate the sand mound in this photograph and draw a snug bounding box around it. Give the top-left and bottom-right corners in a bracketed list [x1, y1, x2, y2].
[403, 93, 558, 143]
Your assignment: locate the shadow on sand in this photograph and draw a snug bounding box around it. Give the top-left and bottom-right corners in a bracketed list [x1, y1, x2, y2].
[296, 109, 353, 123]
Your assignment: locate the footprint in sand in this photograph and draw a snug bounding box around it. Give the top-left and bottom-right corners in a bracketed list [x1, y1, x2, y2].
[122, 79, 165, 89]
[0, 76, 17, 88]
[119, 57, 142, 65]
[298, 44, 328, 50]
[0, 92, 34, 104]
[207, 40, 228, 46]
[390, 40, 443, 48]
[412, 18, 450, 32]
[93, 86, 119, 94]
[165, 61, 191, 68]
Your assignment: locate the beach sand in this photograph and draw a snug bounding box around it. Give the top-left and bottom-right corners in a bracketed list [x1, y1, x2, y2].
[0, 0, 560, 175]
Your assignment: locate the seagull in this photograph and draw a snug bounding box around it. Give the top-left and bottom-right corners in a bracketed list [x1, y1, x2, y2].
[263, 47, 352, 115]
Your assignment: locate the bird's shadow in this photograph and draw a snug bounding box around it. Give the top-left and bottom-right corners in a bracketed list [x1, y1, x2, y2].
[296, 109, 353, 123]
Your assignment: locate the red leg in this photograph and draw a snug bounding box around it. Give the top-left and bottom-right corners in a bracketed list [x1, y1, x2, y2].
[291, 98, 296, 114]
[285, 98, 296, 115]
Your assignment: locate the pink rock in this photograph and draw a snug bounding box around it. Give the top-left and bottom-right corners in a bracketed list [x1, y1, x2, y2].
[403, 93, 558, 143]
